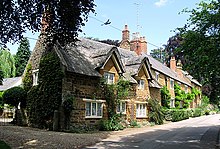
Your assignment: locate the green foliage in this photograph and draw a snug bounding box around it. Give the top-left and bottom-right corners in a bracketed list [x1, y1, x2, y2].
[2, 86, 27, 108]
[191, 108, 202, 117]
[130, 120, 141, 128]
[63, 94, 75, 114]
[200, 95, 210, 108]
[99, 114, 124, 131]
[27, 51, 64, 129]
[0, 140, 11, 149]
[0, 0, 95, 45]
[0, 92, 3, 110]
[160, 86, 171, 108]
[102, 78, 130, 118]
[177, 0, 220, 104]
[15, 38, 31, 77]
[148, 99, 164, 125]
[22, 64, 32, 92]
[150, 48, 167, 63]
[0, 48, 16, 78]
[0, 69, 3, 85]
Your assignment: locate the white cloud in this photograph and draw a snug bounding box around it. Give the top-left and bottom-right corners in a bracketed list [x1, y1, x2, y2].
[154, 0, 168, 7]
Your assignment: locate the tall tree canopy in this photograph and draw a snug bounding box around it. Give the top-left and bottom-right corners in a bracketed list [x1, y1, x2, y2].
[175, 0, 220, 104]
[150, 48, 167, 63]
[15, 37, 31, 76]
[0, 0, 95, 45]
[0, 48, 16, 78]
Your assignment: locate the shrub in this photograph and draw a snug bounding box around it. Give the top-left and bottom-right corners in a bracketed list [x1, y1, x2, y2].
[2, 86, 27, 108]
[130, 120, 140, 128]
[148, 99, 164, 125]
[99, 114, 124, 131]
[161, 86, 171, 108]
[192, 108, 202, 117]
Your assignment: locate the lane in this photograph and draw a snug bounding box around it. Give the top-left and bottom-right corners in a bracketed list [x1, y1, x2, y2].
[86, 114, 220, 149]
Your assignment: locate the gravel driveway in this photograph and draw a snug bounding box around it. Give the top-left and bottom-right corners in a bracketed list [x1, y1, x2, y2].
[0, 125, 110, 149]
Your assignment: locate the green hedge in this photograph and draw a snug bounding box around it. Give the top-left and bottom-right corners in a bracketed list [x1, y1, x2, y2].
[163, 108, 203, 122]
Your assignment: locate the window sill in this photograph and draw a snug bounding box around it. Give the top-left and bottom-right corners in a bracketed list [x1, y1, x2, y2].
[136, 116, 147, 118]
[85, 116, 102, 119]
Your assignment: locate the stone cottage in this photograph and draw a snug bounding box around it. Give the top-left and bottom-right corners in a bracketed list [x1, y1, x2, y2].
[27, 25, 202, 129]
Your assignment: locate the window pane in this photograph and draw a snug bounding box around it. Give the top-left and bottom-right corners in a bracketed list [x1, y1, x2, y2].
[143, 104, 146, 116]
[86, 102, 91, 116]
[92, 103, 96, 116]
[136, 104, 139, 116]
[116, 104, 120, 113]
[97, 103, 102, 116]
[122, 102, 126, 113]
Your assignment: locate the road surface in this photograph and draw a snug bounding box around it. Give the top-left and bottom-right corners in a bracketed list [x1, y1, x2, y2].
[86, 114, 220, 149]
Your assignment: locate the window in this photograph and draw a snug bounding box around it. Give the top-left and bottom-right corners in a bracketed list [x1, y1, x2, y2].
[85, 102, 103, 118]
[170, 99, 175, 108]
[103, 72, 115, 84]
[116, 102, 126, 114]
[155, 72, 160, 81]
[136, 103, 146, 117]
[33, 69, 39, 86]
[185, 85, 188, 93]
[170, 79, 174, 90]
[138, 79, 145, 89]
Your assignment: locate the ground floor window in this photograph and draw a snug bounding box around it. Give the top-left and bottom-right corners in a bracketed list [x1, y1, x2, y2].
[136, 103, 146, 118]
[116, 102, 126, 114]
[170, 99, 175, 108]
[85, 102, 103, 118]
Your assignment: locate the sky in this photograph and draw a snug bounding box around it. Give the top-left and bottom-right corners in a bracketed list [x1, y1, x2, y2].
[7, 0, 202, 55]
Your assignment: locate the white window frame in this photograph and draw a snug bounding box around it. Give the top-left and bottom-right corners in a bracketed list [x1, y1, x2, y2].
[170, 79, 174, 90]
[138, 79, 145, 90]
[136, 103, 146, 118]
[103, 72, 115, 84]
[170, 98, 175, 108]
[32, 69, 39, 86]
[116, 102, 126, 114]
[155, 72, 160, 81]
[85, 100, 103, 118]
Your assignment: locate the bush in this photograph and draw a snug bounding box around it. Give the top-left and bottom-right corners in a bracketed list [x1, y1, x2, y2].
[192, 108, 202, 117]
[148, 99, 164, 125]
[2, 86, 27, 108]
[163, 109, 192, 122]
[130, 120, 141, 128]
[99, 114, 125, 131]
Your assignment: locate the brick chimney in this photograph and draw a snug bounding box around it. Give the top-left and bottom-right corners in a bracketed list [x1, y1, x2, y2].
[176, 60, 183, 78]
[41, 8, 52, 33]
[130, 32, 147, 55]
[140, 36, 147, 53]
[119, 25, 131, 50]
[122, 25, 130, 41]
[170, 56, 176, 71]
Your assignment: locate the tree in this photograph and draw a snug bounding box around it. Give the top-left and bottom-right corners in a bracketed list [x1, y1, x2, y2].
[2, 86, 27, 108]
[176, 0, 220, 104]
[0, 0, 95, 45]
[0, 69, 3, 85]
[0, 48, 16, 78]
[150, 48, 167, 63]
[15, 37, 31, 76]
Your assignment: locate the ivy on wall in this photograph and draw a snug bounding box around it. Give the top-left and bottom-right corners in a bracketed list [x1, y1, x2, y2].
[22, 64, 33, 92]
[160, 86, 171, 108]
[27, 51, 64, 129]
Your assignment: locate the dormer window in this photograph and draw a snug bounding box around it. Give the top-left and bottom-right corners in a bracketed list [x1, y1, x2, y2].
[155, 72, 160, 81]
[138, 79, 145, 89]
[33, 69, 39, 86]
[170, 79, 174, 90]
[103, 72, 115, 84]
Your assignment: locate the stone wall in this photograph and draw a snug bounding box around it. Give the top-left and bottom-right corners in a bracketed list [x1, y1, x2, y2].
[61, 72, 108, 129]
